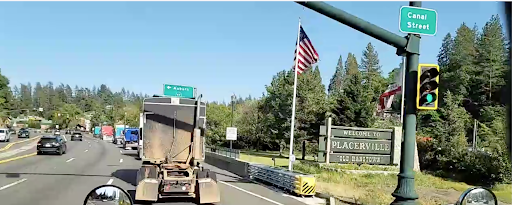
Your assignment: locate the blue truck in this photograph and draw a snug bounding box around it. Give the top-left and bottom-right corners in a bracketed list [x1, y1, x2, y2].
[122, 128, 139, 150]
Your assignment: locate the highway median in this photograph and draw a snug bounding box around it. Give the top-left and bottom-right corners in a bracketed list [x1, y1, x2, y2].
[0, 136, 41, 152]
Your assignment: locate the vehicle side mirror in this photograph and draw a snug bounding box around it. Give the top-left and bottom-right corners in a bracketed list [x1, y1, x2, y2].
[456, 187, 498, 205]
[84, 184, 133, 205]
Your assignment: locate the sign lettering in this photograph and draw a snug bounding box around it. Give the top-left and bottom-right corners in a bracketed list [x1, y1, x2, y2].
[330, 138, 391, 155]
[330, 153, 391, 165]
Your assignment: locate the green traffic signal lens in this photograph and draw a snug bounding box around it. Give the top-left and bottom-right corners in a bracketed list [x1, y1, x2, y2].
[426, 94, 433, 103]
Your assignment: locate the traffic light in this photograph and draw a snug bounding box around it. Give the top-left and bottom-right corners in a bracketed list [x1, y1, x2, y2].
[416, 64, 440, 110]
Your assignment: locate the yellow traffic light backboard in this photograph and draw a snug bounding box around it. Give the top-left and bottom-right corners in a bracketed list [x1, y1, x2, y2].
[416, 64, 440, 110]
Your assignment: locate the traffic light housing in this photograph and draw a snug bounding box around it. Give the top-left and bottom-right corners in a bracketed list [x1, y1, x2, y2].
[416, 64, 440, 110]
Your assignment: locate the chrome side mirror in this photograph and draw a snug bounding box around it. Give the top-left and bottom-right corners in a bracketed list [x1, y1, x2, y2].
[84, 184, 133, 205]
[456, 187, 498, 205]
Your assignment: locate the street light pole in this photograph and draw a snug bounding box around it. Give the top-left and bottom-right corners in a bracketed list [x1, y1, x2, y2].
[230, 94, 236, 150]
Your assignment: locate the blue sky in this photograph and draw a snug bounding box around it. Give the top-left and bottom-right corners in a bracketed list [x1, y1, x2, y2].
[0, 1, 505, 102]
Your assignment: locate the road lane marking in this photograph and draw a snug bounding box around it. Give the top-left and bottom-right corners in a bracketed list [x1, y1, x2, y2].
[66, 158, 75, 162]
[218, 181, 284, 205]
[0, 141, 38, 159]
[119, 150, 122, 153]
[119, 159, 123, 163]
[107, 179, 113, 184]
[0, 152, 37, 164]
[0, 136, 41, 152]
[0, 178, 27, 191]
[84, 150, 88, 152]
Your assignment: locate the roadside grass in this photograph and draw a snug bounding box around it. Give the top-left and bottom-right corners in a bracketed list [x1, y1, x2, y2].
[240, 150, 512, 205]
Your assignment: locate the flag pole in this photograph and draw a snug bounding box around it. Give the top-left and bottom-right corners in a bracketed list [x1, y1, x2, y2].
[288, 18, 302, 172]
[400, 56, 406, 124]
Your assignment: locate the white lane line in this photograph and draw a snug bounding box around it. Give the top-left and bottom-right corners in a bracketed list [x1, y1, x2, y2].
[119, 159, 123, 163]
[66, 158, 75, 162]
[119, 150, 122, 153]
[106, 179, 114, 185]
[0, 179, 27, 191]
[84, 150, 88, 152]
[218, 181, 284, 205]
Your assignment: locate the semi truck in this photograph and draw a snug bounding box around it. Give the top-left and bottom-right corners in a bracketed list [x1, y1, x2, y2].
[101, 126, 114, 141]
[135, 95, 219, 204]
[137, 113, 143, 159]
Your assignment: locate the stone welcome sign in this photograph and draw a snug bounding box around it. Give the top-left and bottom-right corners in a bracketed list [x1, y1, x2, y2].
[318, 117, 400, 165]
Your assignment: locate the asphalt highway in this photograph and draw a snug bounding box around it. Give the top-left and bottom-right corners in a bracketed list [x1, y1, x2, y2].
[0, 134, 312, 205]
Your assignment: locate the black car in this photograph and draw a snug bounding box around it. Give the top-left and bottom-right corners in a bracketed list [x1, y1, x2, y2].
[18, 130, 30, 138]
[37, 136, 67, 155]
[70, 132, 83, 141]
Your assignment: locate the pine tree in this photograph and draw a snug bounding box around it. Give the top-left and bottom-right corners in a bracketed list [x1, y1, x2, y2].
[444, 23, 477, 98]
[360, 42, 387, 103]
[332, 53, 375, 127]
[20, 83, 32, 110]
[474, 15, 508, 106]
[328, 55, 345, 95]
[437, 33, 454, 69]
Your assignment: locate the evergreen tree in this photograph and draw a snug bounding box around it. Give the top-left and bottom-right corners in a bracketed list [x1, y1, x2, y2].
[328, 55, 345, 95]
[444, 23, 477, 98]
[437, 33, 454, 68]
[474, 15, 508, 106]
[360, 42, 387, 103]
[332, 53, 375, 127]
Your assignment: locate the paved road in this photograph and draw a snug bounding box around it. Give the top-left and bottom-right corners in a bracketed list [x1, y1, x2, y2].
[0, 134, 312, 205]
[0, 132, 39, 149]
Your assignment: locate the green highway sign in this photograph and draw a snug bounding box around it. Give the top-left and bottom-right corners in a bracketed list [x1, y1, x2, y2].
[163, 84, 196, 99]
[399, 6, 437, 36]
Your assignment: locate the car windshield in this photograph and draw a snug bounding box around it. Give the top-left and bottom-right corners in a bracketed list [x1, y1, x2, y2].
[73, 132, 81, 135]
[129, 131, 138, 135]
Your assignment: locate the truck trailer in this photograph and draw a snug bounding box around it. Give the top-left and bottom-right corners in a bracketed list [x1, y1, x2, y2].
[137, 113, 143, 159]
[135, 95, 219, 204]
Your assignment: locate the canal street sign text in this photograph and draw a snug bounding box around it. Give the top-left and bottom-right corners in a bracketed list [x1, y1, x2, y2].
[399, 6, 438, 36]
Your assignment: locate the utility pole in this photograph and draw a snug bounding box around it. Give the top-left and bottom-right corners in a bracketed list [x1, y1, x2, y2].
[296, 1, 424, 204]
[230, 94, 236, 150]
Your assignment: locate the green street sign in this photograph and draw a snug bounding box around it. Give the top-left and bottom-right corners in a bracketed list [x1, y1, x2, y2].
[399, 6, 438, 36]
[163, 84, 196, 99]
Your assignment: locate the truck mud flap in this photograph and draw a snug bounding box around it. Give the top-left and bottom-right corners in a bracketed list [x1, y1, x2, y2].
[197, 170, 220, 204]
[135, 165, 159, 202]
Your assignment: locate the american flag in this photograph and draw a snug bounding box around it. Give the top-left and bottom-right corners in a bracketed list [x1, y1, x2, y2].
[293, 25, 319, 74]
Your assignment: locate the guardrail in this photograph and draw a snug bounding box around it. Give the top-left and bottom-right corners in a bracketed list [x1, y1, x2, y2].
[204, 149, 316, 196]
[205, 146, 240, 159]
[248, 164, 316, 196]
